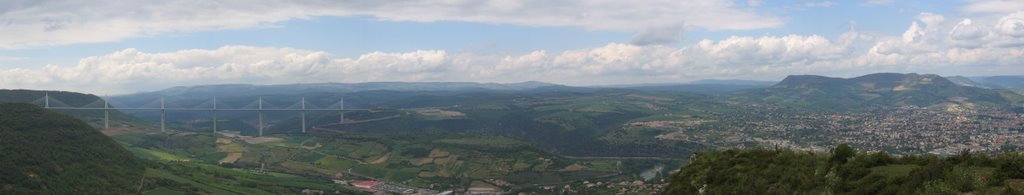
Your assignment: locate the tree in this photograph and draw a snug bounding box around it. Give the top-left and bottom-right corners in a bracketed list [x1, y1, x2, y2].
[994, 153, 1024, 181]
[830, 144, 856, 165]
[921, 181, 958, 195]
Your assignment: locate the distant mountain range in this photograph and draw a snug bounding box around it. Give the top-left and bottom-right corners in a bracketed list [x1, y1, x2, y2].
[112, 74, 1024, 103]
[122, 81, 558, 98]
[601, 79, 775, 94]
[733, 73, 1023, 110]
[105, 74, 1024, 110]
[106, 81, 571, 108]
[948, 75, 1024, 91]
[123, 79, 776, 101]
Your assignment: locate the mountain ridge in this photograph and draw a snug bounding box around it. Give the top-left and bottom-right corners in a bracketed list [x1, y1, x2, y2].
[135, 81, 559, 96]
[736, 73, 1021, 110]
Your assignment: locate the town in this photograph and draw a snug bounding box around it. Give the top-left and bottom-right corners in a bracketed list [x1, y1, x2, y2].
[649, 104, 1024, 155]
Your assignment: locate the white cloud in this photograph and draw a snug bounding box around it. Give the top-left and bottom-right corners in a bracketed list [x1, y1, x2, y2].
[0, 35, 865, 94]
[0, 56, 26, 61]
[949, 19, 989, 48]
[0, 0, 782, 49]
[630, 22, 686, 45]
[959, 11, 1024, 48]
[870, 15, 941, 56]
[747, 0, 764, 6]
[917, 12, 945, 28]
[902, 22, 927, 43]
[6, 12, 1024, 94]
[865, 0, 894, 5]
[805, 1, 835, 8]
[996, 12, 1024, 37]
[950, 19, 986, 40]
[963, 0, 1024, 13]
[855, 12, 1024, 73]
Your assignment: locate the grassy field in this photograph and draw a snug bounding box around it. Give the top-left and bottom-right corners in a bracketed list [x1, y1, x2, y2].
[280, 160, 337, 175]
[358, 142, 387, 158]
[144, 168, 244, 194]
[142, 161, 356, 195]
[219, 153, 243, 164]
[314, 155, 357, 170]
[129, 147, 189, 161]
[217, 143, 246, 153]
[141, 188, 188, 195]
[114, 127, 665, 192]
[434, 136, 525, 148]
[587, 161, 619, 172]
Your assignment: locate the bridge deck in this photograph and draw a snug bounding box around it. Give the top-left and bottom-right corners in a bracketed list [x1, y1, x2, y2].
[38, 93, 355, 136]
[45, 107, 366, 111]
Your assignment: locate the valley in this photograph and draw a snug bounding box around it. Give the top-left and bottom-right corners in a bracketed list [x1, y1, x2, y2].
[8, 3, 1024, 194]
[4, 73, 1024, 194]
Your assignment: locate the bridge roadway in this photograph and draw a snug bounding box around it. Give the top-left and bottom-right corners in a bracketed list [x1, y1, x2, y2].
[40, 93, 363, 136]
[47, 107, 361, 111]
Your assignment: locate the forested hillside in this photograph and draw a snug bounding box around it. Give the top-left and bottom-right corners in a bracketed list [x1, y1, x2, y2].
[0, 103, 144, 194]
[666, 145, 1024, 194]
[0, 89, 139, 128]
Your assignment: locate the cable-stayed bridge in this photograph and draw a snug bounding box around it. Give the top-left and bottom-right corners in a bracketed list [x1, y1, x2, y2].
[31, 93, 363, 136]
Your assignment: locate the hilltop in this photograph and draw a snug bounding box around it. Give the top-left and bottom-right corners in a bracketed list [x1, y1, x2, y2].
[734, 73, 1021, 110]
[0, 103, 144, 194]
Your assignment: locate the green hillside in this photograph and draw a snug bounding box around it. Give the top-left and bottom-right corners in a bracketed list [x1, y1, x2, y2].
[0, 89, 142, 128]
[266, 90, 717, 158]
[0, 103, 144, 194]
[666, 146, 1024, 194]
[735, 73, 1019, 110]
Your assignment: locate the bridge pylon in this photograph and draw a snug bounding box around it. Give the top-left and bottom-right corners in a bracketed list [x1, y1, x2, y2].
[39, 94, 358, 137]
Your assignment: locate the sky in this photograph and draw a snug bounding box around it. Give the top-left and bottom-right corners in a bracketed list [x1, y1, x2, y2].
[1, 0, 1024, 94]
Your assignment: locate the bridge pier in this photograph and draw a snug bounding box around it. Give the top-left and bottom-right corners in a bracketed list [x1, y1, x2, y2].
[104, 97, 109, 129]
[212, 96, 217, 133]
[38, 94, 357, 136]
[344, 99, 348, 124]
[301, 97, 306, 133]
[258, 96, 263, 137]
[160, 97, 165, 133]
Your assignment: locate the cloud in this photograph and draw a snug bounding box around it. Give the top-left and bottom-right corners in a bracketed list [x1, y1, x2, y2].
[0, 56, 26, 61]
[0, 0, 782, 49]
[7, 12, 1024, 94]
[805, 1, 835, 8]
[856, 12, 1024, 72]
[996, 12, 1024, 37]
[965, 11, 1024, 47]
[865, 0, 894, 5]
[917, 12, 945, 28]
[950, 19, 986, 40]
[747, 0, 764, 6]
[0, 35, 863, 94]
[630, 22, 686, 45]
[871, 13, 951, 55]
[870, 15, 940, 56]
[902, 22, 927, 43]
[963, 0, 1024, 13]
[949, 19, 989, 48]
